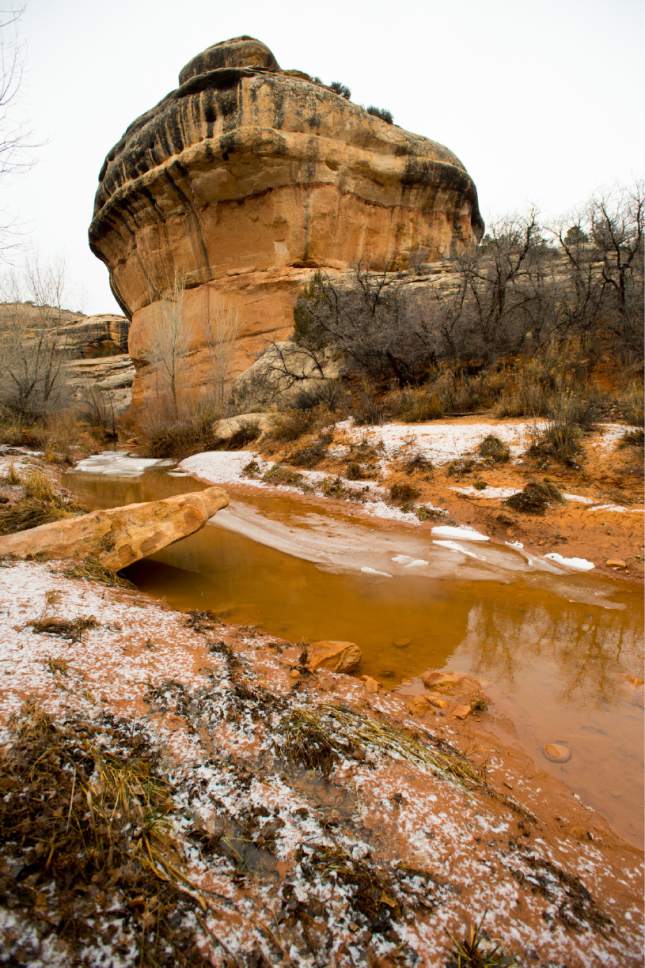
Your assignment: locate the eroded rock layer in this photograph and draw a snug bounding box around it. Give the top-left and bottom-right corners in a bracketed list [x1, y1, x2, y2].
[89, 36, 483, 415]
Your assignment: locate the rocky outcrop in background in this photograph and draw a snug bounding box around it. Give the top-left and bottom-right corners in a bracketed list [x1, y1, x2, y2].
[0, 302, 133, 416]
[89, 36, 483, 418]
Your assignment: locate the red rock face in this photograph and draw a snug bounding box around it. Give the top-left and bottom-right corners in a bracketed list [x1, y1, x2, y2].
[89, 36, 483, 418]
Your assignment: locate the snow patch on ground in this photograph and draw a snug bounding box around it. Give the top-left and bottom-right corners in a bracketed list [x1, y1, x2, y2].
[180, 451, 440, 527]
[432, 539, 487, 561]
[341, 418, 543, 464]
[453, 485, 519, 499]
[544, 552, 595, 572]
[75, 451, 173, 477]
[432, 524, 490, 542]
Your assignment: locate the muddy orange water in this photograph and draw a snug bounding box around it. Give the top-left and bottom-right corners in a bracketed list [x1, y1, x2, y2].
[66, 466, 644, 849]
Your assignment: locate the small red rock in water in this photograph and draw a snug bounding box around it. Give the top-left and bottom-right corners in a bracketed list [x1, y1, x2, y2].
[392, 638, 411, 649]
[421, 670, 463, 692]
[543, 742, 571, 763]
[306, 640, 361, 673]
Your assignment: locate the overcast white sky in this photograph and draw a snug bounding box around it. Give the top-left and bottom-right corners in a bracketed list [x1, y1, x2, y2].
[3, 0, 643, 314]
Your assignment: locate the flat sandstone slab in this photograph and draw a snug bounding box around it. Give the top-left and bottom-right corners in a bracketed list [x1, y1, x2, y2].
[0, 486, 228, 570]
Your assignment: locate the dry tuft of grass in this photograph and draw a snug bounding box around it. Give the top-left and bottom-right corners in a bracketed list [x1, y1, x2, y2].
[620, 428, 644, 449]
[288, 434, 331, 468]
[43, 656, 70, 676]
[0, 705, 211, 967]
[266, 408, 317, 442]
[62, 556, 134, 588]
[0, 468, 83, 535]
[389, 481, 421, 505]
[262, 463, 311, 491]
[505, 480, 564, 515]
[478, 435, 510, 464]
[448, 914, 519, 967]
[278, 704, 485, 792]
[27, 615, 99, 642]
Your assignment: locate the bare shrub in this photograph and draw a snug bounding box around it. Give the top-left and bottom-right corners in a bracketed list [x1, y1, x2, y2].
[617, 382, 644, 427]
[294, 267, 438, 388]
[266, 408, 317, 443]
[505, 480, 563, 514]
[76, 387, 118, 439]
[329, 81, 351, 99]
[478, 435, 510, 463]
[0, 258, 72, 420]
[527, 393, 596, 466]
[366, 106, 393, 124]
[0, 468, 82, 534]
[388, 481, 421, 505]
[289, 434, 331, 468]
[140, 397, 220, 458]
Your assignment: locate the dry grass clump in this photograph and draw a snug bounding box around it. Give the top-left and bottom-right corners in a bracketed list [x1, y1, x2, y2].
[27, 614, 98, 642]
[44, 655, 70, 676]
[527, 392, 598, 467]
[140, 405, 221, 458]
[279, 708, 358, 775]
[447, 458, 477, 479]
[0, 414, 102, 464]
[386, 387, 444, 422]
[0, 414, 50, 450]
[388, 481, 421, 506]
[345, 460, 366, 480]
[478, 435, 510, 463]
[448, 915, 519, 967]
[620, 428, 645, 448]
[0, 468, 83, 535]
[320, 475, 353, 499]
[62, 556, 134, 588]
[262, 464, 311, 490]
[416, 505, 446, 522]
[266, 407, 317, 442]
[288, 433, 332, 468]
[616, 381, 644, 427]
[0, 706, 210, 967]
[505, 480, 563, 515]
[402, 451, 433, 477]
[278, 704, 484, 791]
[528, 420, 581, 467]
[213, 418, 261, 451]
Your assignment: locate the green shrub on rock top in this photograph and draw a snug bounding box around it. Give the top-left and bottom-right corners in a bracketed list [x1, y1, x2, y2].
[366, 106, 393, 124]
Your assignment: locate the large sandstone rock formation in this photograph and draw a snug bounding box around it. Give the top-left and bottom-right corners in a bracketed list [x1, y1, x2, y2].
[89, 36, 483, 418]
[0, 486, 228, 570]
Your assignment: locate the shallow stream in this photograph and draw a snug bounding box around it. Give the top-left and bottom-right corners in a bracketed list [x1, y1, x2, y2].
[65, 463, 644, 849]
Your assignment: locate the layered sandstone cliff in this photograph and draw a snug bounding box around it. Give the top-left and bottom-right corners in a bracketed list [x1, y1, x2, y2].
[89, 36, 483, 416]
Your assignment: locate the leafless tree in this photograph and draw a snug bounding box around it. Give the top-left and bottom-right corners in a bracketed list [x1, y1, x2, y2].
[294, 263, 437, 387]
[203, 294, 240, 411]
[0, 8, 31, 252]
[0, 256, 71, 418]
[589, 185, 644, 355]
[149, 271, 190, 420]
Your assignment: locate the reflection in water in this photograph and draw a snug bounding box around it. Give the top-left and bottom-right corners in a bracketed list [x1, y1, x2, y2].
[65, 466, 644, 848]
[451, 597, 644, 848]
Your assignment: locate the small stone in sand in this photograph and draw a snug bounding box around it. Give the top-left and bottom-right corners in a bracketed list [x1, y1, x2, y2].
[360, 675, 380, 693]
[453, 704, 473, 720]
[543, 742, 571, 763]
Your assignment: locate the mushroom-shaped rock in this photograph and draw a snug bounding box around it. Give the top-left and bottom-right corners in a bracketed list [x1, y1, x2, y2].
[0, 487, 228, 570]
[89, 36, 483, 421]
